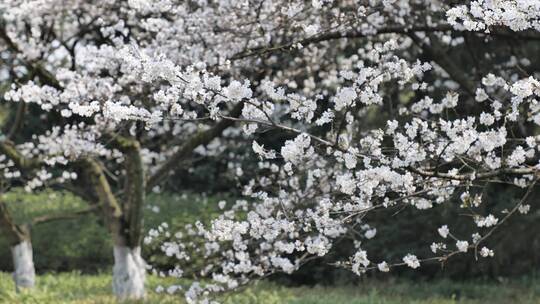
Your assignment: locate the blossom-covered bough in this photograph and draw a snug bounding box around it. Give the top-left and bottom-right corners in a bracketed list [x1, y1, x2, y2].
[1, 0, 540, 302]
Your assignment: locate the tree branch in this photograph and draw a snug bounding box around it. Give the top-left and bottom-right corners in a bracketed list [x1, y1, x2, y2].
[409, 166, 539, 181]
[7, 102, 27, 140]
[147, 101, 245, 190]
[78, 158, 126, 246]
[230, 25, 540, 62]
[230, 25, 455, 61]
[0, 23, 62, 89]
[31, 205, 99, 226]
[0, 140, 40, 170]
[0, 201, 29, 245]
[409, 33, 476, 96]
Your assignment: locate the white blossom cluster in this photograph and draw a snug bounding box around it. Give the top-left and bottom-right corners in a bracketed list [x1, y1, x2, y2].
[447, 0, 540, 32]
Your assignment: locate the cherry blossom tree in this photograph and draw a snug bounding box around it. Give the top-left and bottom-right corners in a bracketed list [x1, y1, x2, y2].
[0, 0, 246, 298]
[0, 108, 36, 290]
[2, 0, 540, 302]
[0, 96, 100, 290]
[132, 0, 540, 302]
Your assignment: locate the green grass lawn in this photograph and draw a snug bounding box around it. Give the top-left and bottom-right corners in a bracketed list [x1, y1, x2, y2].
[1, 272, 539, 304]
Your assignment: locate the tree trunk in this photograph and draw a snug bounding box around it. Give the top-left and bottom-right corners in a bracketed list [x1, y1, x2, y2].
[79, 157, 147, 300]
[112, 245, 146, 300]
[11, 240, 35, 290]
[0, 202, 35, 290]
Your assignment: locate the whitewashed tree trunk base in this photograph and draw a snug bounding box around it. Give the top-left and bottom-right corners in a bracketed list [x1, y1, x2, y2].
[112, 245, 146, 300]
[11, 241, 35, 290]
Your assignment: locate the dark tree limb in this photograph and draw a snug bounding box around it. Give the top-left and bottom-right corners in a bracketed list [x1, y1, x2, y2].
[79, 158, 126, 246]
[230, 25, 454, 61]
[30, 205, 99, 226]
[409, 166, 539, 181]
[409, 33, 476, 96]
[0, 140, 40, 170]
[0, 24, 61, 89]
[0, 201, 29, 246]
[7, 102, 27, 140]
[147, 101, 245, 190]
[230, 25, 540, 62]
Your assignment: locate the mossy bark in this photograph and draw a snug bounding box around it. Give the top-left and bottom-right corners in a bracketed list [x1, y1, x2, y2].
[79, 138, 147, 300]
